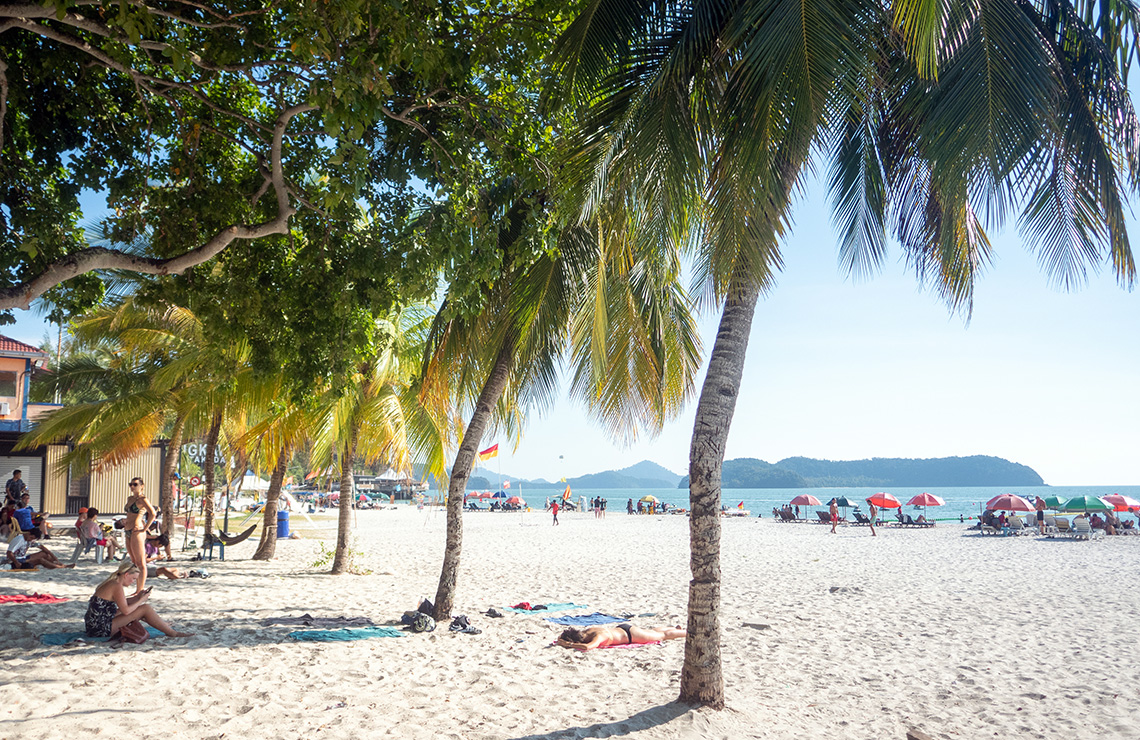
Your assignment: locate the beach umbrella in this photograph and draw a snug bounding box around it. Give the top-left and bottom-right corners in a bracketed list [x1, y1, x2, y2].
[506, 496, 525, 506]
[491, 491, 509, 499]
[640, 495, 659, 503]
[985, 493, 1034, 512]
[1043, 495, 1067, 509]
[907, 492, 946, 521]
[1103, 494, 1140, 512]
[866, 492, 901, 509]
[1060, 495, 1112, 513]
[789, 494, 822, 506]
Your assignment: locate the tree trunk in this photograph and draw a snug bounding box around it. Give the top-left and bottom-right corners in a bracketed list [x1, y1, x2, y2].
[252, 445, 290, 561]
[202, 410, 223, 545]
[159, 413, 185, 537]
[330, 432, 358, 574]
[678, 275, 761, 709]
[432, 331, 518, 621]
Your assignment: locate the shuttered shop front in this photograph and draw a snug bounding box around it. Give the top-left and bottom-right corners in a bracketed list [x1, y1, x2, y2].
[0, 455, 44, 509]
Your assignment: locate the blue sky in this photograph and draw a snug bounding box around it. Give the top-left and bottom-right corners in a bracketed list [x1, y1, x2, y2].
[5, 176, 1138, 487]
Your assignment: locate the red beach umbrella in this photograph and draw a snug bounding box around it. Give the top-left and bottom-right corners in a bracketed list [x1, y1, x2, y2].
[789, 494, 822, 507]
[985, 493, 1034, 512]
[866, 492, 901, 509]
[906, 492, 945, 521]
[1103, 494, 1140, 512]
[907, 493, 946, 507]
[506, 496, 525, 506]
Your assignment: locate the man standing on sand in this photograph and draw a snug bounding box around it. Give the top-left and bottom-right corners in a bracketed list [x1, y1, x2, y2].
[551, 499, 560, 526]
[868, 503, 878, 537]
[1035, 495, 1047, 534]
[5, 470, 26, 506]
[829, 499, 839, 534]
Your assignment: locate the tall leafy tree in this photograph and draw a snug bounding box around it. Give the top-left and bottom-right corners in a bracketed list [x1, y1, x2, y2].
[552, 0, 1139, 708]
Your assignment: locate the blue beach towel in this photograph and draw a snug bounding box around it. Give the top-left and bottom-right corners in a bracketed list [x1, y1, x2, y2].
[501, 602, 588, 614]
[544, 612, 624, 627]
[41, 626, 165, 646]
[287, 627, 405, 642]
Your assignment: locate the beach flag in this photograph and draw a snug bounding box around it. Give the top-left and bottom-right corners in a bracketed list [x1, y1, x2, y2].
[738, 501, 744, 510]
[562, 485, 572, 501]
[304, 471, 319, 481]
[560, 477, 566, 483]
[503, 480, 511, 489]
[478, 444, 499, 462]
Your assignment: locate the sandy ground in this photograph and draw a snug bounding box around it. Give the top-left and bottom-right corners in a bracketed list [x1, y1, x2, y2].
[1, 506, 1138, 739]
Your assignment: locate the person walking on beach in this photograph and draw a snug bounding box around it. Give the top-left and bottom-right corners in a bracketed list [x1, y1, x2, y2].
[1035, 496, 1047, 534]
[627, 498, 634, 515]
[551, 500, 560, 526]
[829, 499, 839, 534]
[868, 503, 878, 537]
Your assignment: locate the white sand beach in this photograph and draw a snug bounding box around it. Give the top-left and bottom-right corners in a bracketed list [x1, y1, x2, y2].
[1, 507, 1138, 739]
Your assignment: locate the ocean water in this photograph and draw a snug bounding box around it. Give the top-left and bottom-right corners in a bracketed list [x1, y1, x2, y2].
[514, 485, 1140, 522]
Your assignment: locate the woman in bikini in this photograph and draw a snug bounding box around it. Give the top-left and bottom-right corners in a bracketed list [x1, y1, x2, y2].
[123, 477, 156, 595]
[556, 624, 685, 651]
[85, 561, 192, 639]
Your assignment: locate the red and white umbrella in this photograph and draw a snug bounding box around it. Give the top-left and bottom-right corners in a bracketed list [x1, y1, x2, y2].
[1103, 494, 1140, 512]
[506, 496, 525, 506]
[985, 493, 1034, 512]
[906, 492, 946, 521]
[789, 494, 822, 507]
[866, 492, 901, 509]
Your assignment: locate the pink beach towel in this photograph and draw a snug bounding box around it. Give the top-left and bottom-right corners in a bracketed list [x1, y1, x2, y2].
[0, 593, 69, 604]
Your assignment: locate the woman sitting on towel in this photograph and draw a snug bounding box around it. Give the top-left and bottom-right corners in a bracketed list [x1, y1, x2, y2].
[85, 561, 193, 639]
[556, 624, 685, 651]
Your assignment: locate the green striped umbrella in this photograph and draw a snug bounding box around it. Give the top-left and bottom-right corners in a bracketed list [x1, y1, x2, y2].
[1060, 496, 1112, 513]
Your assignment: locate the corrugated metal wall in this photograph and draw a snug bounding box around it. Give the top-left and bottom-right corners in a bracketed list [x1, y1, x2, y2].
[43, 444, 68, 514]
[0, 454, 43, 509]
[89, 446, 162, 514]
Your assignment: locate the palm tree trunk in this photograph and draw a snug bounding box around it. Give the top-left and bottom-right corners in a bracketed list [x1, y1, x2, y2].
[159, 413, 185, 537]
[330, 432, 358, 574]
[202, 410, 223, 545]
[432, 331, 517, 620]
[678, 274, 760, 709]
[252, 445, 290, 561]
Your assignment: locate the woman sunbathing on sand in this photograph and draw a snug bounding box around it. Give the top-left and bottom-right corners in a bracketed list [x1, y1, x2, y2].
[85, 561, 193, 639]
[556, 624, 685, 651]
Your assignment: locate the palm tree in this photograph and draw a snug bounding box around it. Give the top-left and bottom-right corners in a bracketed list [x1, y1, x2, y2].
[311, 305, 431, 574]
[552, 0, 1139, 708]
[427, 198, 703, 620]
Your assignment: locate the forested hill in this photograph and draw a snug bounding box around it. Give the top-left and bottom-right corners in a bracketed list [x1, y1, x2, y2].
[677, 455, 1045, 488]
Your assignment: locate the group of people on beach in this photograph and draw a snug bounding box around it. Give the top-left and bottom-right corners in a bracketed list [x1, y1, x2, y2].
[5, 475, 193, 640]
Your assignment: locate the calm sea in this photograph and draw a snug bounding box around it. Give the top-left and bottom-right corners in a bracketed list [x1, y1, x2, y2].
[506, 485, 1140, 521]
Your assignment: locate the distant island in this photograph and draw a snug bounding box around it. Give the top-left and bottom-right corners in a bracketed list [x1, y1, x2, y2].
[450, 455, 1044, 490]
[677, 455, 1045, 488]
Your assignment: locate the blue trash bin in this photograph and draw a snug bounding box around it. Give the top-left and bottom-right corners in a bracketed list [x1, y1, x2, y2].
[276, 510, 290, 538]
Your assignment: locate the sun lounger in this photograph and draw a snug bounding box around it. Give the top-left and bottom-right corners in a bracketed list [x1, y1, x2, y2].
[1071, 518, 1104, 541]
[1008, 516, 1027, 535]
[1051, 518, 1072, 538]
[816, 511, 832, 524]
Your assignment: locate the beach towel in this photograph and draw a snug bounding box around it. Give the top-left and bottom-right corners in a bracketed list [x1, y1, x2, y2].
[262, 614, 375, 627]
[0, 593, 68, 604]
[41, 626, 165, 646]
[544, 612, 624, 626]
[287, 627, 405, 642]
[549, 640, 661, 650]
[502, 602, 588, 614]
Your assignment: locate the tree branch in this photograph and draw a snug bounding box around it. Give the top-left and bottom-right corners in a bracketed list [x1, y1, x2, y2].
[0, 104, 316, 311]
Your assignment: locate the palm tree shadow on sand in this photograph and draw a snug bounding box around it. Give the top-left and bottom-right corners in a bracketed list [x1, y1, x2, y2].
[506, 701, 693, 739]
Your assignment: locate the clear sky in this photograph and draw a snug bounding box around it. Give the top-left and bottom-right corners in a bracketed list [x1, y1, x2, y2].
[5, 175, 1138, 487]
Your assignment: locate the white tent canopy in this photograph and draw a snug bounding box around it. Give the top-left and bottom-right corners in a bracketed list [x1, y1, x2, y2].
[232, 473, 272, 492]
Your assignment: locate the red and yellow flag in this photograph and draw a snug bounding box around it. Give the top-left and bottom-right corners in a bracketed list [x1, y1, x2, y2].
[477, 444, 499, 462]
[562, 484, 572, 501]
